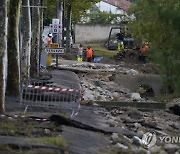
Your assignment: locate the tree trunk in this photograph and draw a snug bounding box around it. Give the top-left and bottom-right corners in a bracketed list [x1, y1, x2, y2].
[6, 0, 21, 97]
[0, 0, 8, 113]
[39, 0, 44, 62]
[30, 0, 41, 77]
[66, 3, 71, 52]
[21, 0, 31, 82]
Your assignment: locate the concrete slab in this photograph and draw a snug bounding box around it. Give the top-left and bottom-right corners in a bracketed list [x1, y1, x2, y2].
[49, 70, 81, 89]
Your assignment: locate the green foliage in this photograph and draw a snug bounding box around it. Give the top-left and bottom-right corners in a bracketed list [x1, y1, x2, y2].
[43, 0, 56, 25]
[0, 121, 16, 134]
[67, 0, 100, 24]
[87, 9, 120, 25]
[91, 44, 118, 57]
[128, 0, 180, 94]
[29, 136, 68, 147]
[43, 0, 100, 25]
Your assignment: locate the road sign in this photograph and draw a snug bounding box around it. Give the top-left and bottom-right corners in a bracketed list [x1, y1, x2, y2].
[52, 18, 59, 24]
[49, 24, 53, 33]
[45, 48, 65, 54]
[50, 43, 59, 48]
[51, 24, 62, 34]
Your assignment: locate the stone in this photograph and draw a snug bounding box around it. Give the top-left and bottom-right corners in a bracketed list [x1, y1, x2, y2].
[164, 144, 179, 153]
[134, 123, 142, 129]
[111, 133, 119, 141]
[128, 111, 142, 120]
[96, 95, 106, 101]
[137, 130, 145, 137]
[132, 147, 149, 154]
[149, 145, 162, 153]
[171, 122, 180, 129]
[112, 92, 119, 98]
[131, 93, 142, 101]
[114, 143, 128, 150]
[132, 136, 142, 146]
[159, 151, 168, 154]
[45, 128, 51, 134]
[106, 119, 117, 127]
[126, 69, 139, 75]
[169, 104, 180, 116]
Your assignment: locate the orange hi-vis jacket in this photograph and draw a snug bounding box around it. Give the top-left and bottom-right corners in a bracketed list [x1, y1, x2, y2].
[86, 48, 93, 58]
[47, 37, 52, 45]
[140, 44, 149, 54]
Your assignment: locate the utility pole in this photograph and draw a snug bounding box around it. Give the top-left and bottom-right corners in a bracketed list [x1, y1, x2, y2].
[55, 0, 59, 44]
[62, 0, 65, 48]
[55, 0, 59, 67]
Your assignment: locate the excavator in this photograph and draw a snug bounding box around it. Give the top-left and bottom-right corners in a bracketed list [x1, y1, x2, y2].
[107, 26, 142, 61]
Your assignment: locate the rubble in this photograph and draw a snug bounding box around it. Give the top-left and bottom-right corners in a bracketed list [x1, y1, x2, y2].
[114, 143, 128, 150]
[131, 93, 142, 101]
[52, 61, 179, 153]
[164, 144, 179, 153]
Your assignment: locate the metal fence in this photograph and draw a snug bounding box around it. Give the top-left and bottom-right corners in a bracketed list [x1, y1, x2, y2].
[20, 79, 82, 116]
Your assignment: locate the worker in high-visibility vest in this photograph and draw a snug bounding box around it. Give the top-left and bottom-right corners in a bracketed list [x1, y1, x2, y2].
[118, 41, 124, 51]
[46, 33, 53, 66]
[46, 33, 53, 46]
[77, 43, 83, 62]
[86, 46, 94, 62]
[140, 42, 149, 63]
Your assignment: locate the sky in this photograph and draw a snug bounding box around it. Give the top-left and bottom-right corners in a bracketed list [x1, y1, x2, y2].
[95, 1, 123, 14]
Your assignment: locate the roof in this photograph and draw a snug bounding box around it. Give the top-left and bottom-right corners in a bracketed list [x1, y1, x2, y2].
[102, 0, 131, 11]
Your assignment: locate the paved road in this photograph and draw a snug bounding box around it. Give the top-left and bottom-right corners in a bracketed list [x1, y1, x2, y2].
[49, 69, 81, 89]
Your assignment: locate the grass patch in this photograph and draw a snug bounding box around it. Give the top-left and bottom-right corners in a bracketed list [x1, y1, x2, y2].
[154, 93, 180, 103]
[28, 136, 68, 147]
[88, 44, 118, 57]
[0, 144, 14, 151]
[0, 121, 16, 134]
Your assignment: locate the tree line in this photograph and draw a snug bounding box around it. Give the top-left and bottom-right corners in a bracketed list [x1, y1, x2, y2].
[128, 0, 180, 95]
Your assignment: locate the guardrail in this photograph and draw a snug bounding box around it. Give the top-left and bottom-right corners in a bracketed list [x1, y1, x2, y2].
[20, 79, 81, 117]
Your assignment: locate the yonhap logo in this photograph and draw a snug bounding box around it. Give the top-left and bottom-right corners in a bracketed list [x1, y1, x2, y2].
[142, 131, 157, 148]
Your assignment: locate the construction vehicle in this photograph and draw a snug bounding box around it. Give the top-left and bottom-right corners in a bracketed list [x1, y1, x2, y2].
[107, 26, 142, 61]
[107, 26, 123, 50]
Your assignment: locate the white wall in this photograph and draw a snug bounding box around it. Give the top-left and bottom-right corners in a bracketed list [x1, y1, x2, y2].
[75, 24, 119, 43]
[96, 1, 124, 14]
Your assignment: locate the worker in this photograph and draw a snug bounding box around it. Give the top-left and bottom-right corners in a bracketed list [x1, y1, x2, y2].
[117, 32, 124, 52]
[140, 43, 149, 63]
[46, 33, 53, 47]
[116, 32, 124, 42]
[117, 41, 125, 58]
[86, 46, 94, 62]
[46, 33, 53, 66]
[77, 43, 83, 62]
[118, 41, 124, 51]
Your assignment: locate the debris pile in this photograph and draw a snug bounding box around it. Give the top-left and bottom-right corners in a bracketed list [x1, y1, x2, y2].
[96, 106, 180, 153]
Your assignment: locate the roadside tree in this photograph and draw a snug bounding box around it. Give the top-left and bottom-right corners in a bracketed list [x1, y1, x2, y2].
[30, 0, 41, 77]
[0, 0, 8, 113]
[6, 0, 21, 96]
[21, 0, 31, 81]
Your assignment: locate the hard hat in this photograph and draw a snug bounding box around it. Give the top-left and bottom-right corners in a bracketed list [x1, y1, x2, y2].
[48, 33, 53, 37]
[120, 42, 124, 44]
